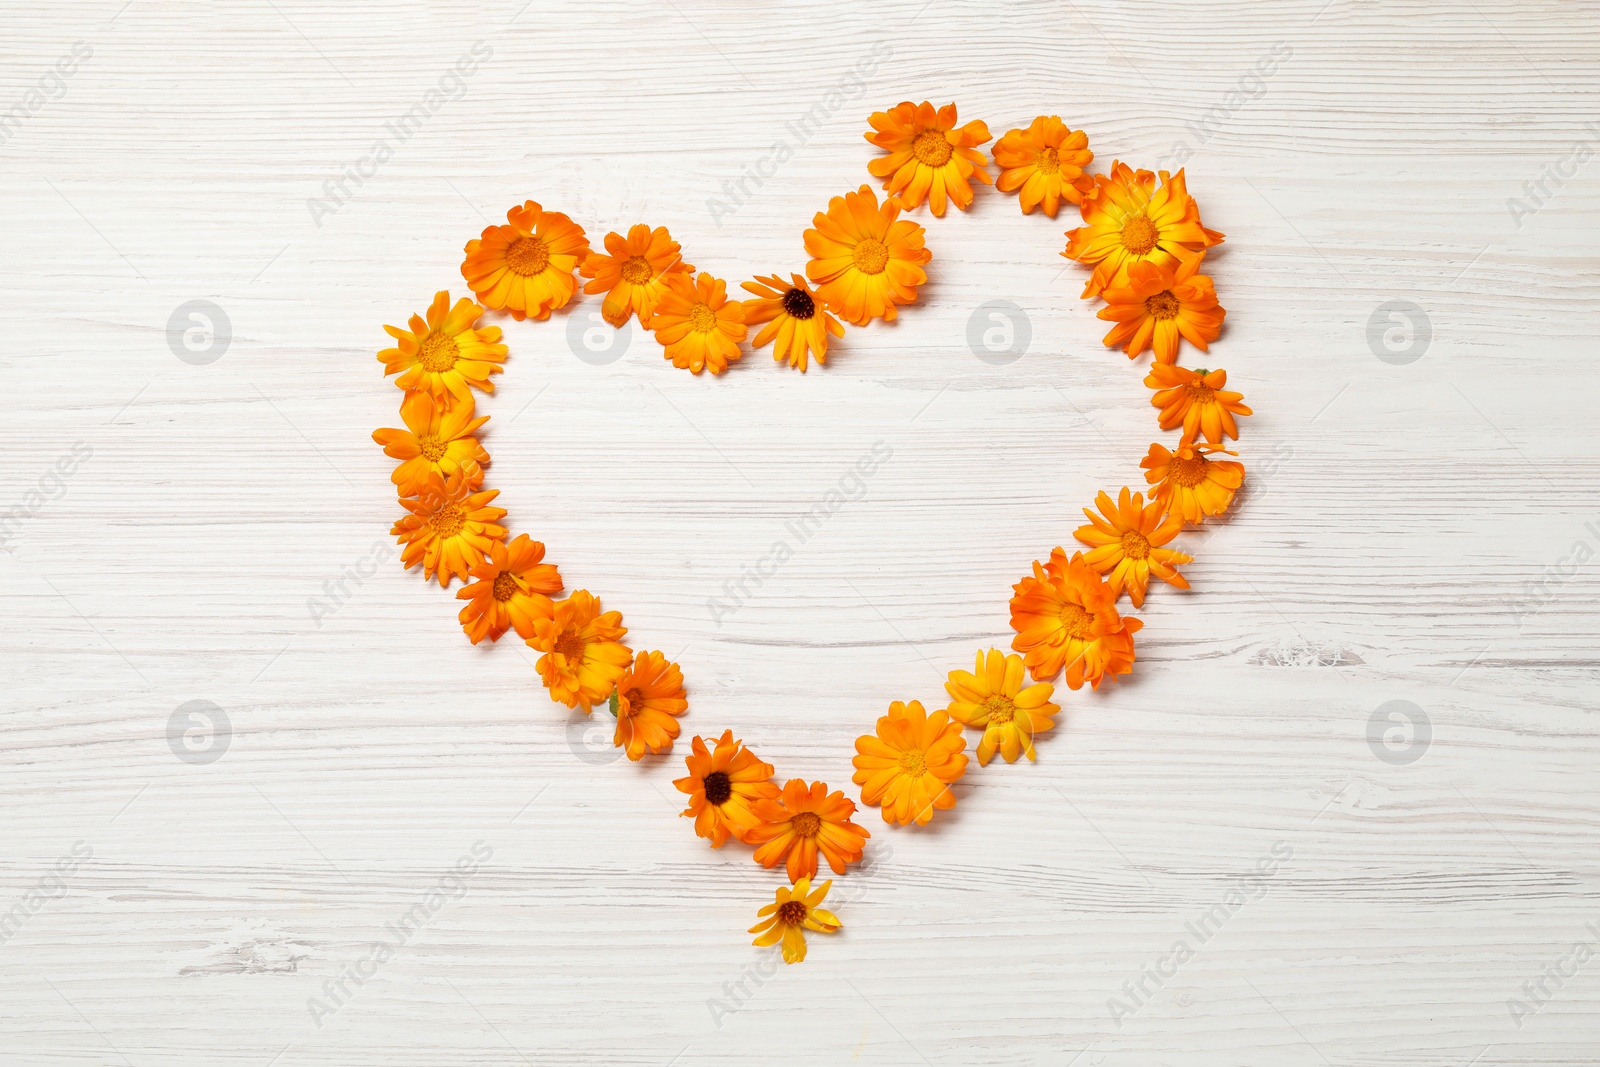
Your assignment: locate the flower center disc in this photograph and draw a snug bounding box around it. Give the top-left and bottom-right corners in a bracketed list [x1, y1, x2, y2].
[1188, 382, 1215, 404]
[777, 900, 807, 924]
[1037, 146, 1060, 175]
[1170, 455, 1209, 487]
[781, 286, 816, 320]
[1059, 602, 1096, 639]
[912, 129, 954, 167]
[1120, 214, 1159, 256]
[1121, 530, 1151, 560]
[898, 750, 928, 776]
[981, 695, 1017, 725]
[852, 239, 890, 275]
[492, 571, 519, 601]
[429, 503, 466, 538]
[505, 235, 551, 275]
[792, 811, 822, 837]
[619, 255, 653, 284]
[417, 433, 447, 461]
[620, 688, 644, 714]
[703, 771, 733, 804]
[1145, 290, 1180, 319]
[418, 331, 459, 372]
[688, 302, 718, 332]
[553, 631, 585, 660]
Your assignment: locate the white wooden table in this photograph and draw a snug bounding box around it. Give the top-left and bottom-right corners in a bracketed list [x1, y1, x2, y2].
[3, 1, 1597, 1063]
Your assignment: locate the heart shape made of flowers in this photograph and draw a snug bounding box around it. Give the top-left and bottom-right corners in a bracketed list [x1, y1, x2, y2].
[371, 100, 1253, 964]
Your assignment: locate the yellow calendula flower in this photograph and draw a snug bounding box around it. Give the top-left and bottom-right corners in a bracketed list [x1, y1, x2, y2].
[1063, 162, 1223, 298]
[377, 291, 507, 402]
[461, 200, 590, 322]
[866, 100, 992, 217]
[527, 590, 631, 713]
[944, 649, 1059, 765]
[1073, 487, 1191, 608]
[993, 115, 1093, 217]
[804, 185, 931, 326]
[748, 876, 841, 964]
[741, 273, 844, 372]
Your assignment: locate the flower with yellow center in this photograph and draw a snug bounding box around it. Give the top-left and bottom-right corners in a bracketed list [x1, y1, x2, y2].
[674, 730, 780, 847]
[1073, 487, 1192, 608]
[649, 272, 748, 375]
[804, 184, 931, 326]
[851, 699, 969, 826]
[390, 470, 507, 587]
[455, 533, 562, 644]
[460, 200, 590, 322]
[1141, 441, 1245, 524]
[993, 115, 1094, 218]
[747, 778, 871, 883]
[377, 291, 508, 403]
[1145, 364, 1252, 444]
[609, 649, 688, 761]
[1009, 547, 1142, 689]
[579, 224, 694, 328]
[741, 273, 845, 372]
[865, 100, 993, 217]
[1098, 252, 1225, 364]
[944, 649, 1060, 765]
[526, 590, 631, 713]
[1063, 162, 1224, 298]
[749, 876, 840, 964]
[372, 390, 490, 496]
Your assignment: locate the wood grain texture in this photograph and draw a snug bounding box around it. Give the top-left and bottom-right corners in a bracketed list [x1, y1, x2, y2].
[2, 0, 1598, 1063]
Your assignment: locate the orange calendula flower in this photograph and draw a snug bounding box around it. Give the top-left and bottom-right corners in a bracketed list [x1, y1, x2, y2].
[749, 876, 840, 964]
[461, 200, 590, 322]
[378, 291, 507, 402]
[943, 649, 1059, 765]
[649, 272, 747, 375]
[804, 185, 931, 326]
[674, 730, 780, 847]
[741, 273, 844, 372]
[993, 115, 1093, 218]
[865, 100, 993, 217]
[1141, 441, 1245, 524]
[527, 590, 631, 713]
[1146, 364, 1251, 444]
[747, 779, 871, 883]
[851, 699, 968, 827]
[1098, 252, 1225, 364]
[1064, 162, 1224, 298]
[1009, 547, 1142, 689]
[455, 534, 562, 644]
[579, 224, 694, 328]
[372, 391, 490, 495]
[391, 471, 507, 587]
[610, 650, 687, 761]
[1073, 488, 1191, 608]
